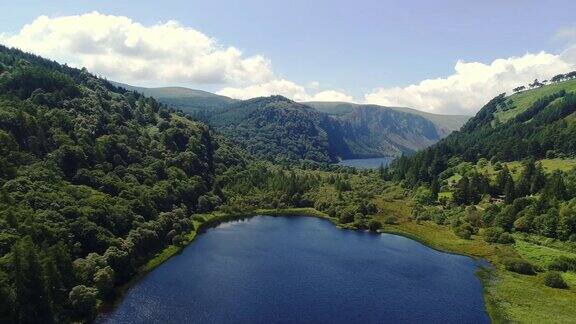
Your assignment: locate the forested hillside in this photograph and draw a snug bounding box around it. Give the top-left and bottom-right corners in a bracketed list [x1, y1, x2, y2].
[208, 96, 348, 163]
[118, 84, 466, 163]
[206, 96, 448, 163]
[306, 101, 470, 131]
[378, 77, 576, 321]
[0, 45, 248, 322]
[388, 76, 576, 242]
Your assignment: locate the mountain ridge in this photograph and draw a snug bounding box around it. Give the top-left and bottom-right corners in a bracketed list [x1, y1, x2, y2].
[112, 84, 470, 161]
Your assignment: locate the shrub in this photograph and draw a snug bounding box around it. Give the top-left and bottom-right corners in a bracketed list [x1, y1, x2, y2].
[192, 215, 205, 222]
[503, 258, 536, 275]
[548, 256, 576, 272]
[454, 227, 472, 239]
[383, 215, 397, 225]
[338, 211, 355, 224]
[368, 220, 382, 232]
[483, 227, 504, 243]
[497, 232, 515, 244]
[354, 212, 365, 221]
[544, 271, 568, 289]
[354, 220, 368, 230]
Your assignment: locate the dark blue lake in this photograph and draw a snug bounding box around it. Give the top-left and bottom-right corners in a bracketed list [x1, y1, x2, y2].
[103, 216, 489, 323]
[337, 157, 393, 169]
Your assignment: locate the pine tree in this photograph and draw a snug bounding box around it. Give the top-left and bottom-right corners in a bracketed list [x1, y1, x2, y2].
[13, 237, 54, 323]
[454, 176, 470, 205]
[530, 164, 546, 194]
[496, 167, 512, 196]
[430, 177, 440, 201]
[504, 178, 516, 204]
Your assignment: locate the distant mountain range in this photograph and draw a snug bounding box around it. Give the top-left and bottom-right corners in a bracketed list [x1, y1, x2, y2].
[114, 82, 471, 162]
[305, 101, 469, 132]
[113, 82, 236, 112]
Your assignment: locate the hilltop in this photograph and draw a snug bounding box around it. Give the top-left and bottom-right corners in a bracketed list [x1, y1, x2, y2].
[112, 82, 236, 114]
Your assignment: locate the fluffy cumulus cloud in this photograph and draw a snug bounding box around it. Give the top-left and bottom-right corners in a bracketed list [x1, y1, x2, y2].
[364, 51, 576, 115]
[4, 12, 576, 112]
[218, 80, 353, 102]
[0, 12, 353, 102]
[0, 12, 274, 85]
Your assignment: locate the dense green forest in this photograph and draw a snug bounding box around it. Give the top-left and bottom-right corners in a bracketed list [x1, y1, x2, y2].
[0, 45, 254, 322]
[208, 96, 347, 163]
[0, 45, 385, 323]
[121, 85, 465, 163]
[204, 96, 450, 163]
[3, 43, 576, 323]
[386, 77, 576, 259]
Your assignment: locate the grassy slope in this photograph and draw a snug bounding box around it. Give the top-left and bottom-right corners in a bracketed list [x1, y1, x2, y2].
[495, 79, 576, 123]
[113, 81, 234, 100]
[445, 158, 576, 189]
[372, 187, 576, 323]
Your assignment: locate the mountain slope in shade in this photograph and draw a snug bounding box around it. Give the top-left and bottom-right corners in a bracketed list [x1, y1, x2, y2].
[112, 83, 468, 162]
[305, 101, 471, 131]
[337, 105, 447, 156]
[207, 96, 448, 162]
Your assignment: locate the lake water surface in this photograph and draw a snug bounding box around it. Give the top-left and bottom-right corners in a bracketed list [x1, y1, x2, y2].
[103, 216, 489, 323]
[337, 157, 393, 169]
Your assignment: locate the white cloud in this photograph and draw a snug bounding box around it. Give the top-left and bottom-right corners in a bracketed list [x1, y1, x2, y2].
[309, 90, 353, 102]
[217, 79, 354, 102]
[4, 12, 576, 113]
[364, 51, 576, 115]
[218, 79, 308, 100]
[0, 12, 353, 103]
[0, 12, 273, 85]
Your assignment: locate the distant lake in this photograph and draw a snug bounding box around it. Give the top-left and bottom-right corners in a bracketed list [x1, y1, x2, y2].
[102, 216, 489, 323]
[337, 157, 393, 169]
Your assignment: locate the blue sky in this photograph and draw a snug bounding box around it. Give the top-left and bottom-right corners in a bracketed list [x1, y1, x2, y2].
[2, 0, 576, 114]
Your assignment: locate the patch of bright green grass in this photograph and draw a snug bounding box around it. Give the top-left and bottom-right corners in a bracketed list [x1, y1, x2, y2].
[446, 173, 462, 186]
[495, 78, 576, 123]
[513, 239, 576, 269]
[490, 270, 576, 323]
[539, 158, 576, 173]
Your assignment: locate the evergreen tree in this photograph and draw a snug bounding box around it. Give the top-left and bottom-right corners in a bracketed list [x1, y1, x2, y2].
[430, 177, 440, 201]
[530, 164, 547, 194]
[545, 171, 567, 201]
[496, 167, 512, 196]
[13, 237, 54, 324]
[505, 178, 516, 204]
[454, 176, 470, 205]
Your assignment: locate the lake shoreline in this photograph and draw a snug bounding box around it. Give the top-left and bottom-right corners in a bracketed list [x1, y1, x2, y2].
[101, 207, 498, 323]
